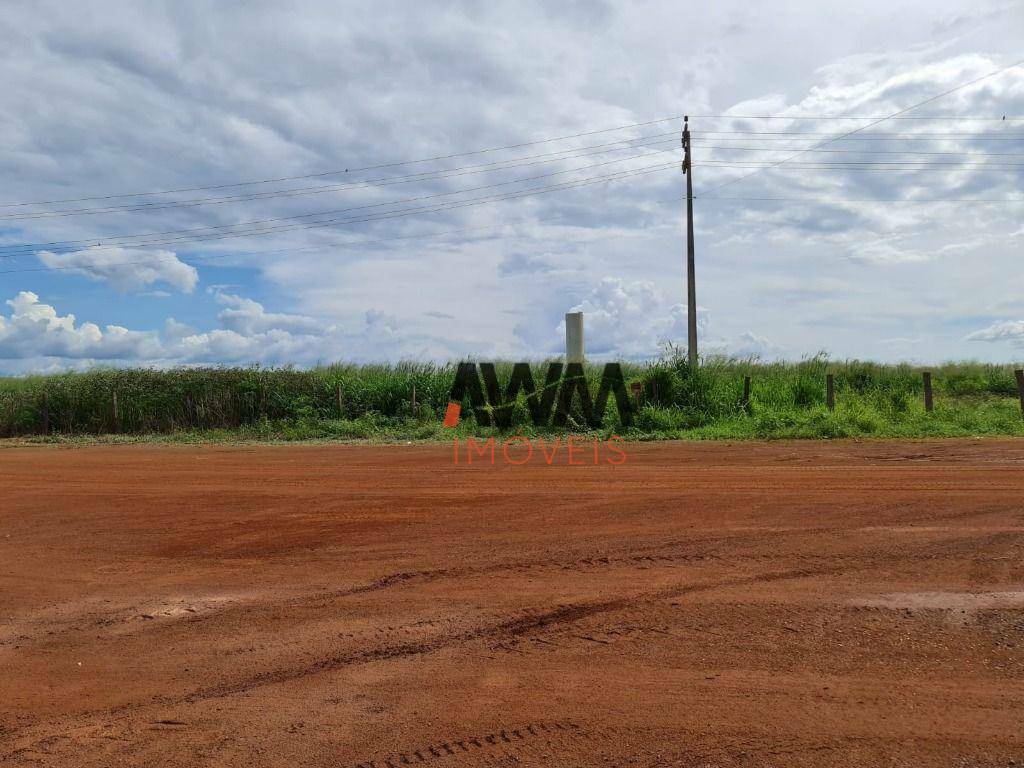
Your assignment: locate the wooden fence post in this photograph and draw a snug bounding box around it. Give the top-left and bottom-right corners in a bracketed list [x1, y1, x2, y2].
[742, 376, 751, 412]
[826, 374, 835, 412]
[41, 392, 50, 434]
[1015, 369, 1024, 414]
[411, 383, 417, 417]
[336, 383, 344, 419]
[923, 371, 933, 412]
[112, 390, 120, 433]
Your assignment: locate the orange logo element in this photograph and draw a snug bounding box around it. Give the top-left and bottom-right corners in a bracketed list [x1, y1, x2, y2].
[442, 401, 462, 428]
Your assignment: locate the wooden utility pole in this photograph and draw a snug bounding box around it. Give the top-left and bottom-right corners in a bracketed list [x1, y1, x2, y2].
[682, 116, 698, 366]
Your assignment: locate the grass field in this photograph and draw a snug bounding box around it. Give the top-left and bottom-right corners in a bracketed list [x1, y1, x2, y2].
[2, 353, 1023, 440]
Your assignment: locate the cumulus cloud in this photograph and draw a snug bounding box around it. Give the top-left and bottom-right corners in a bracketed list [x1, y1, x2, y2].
[506, 275, 783, 362]
[36, 247, 198, 293]
[0, 291, 162, 361]
[714, 331, 784, 360]
[0, 291, 474, 372]
[509, 277, 702, 360]
[364, 308, 399, 333]
[966, 320, 1024, 345]
[214, 293, 324, 335]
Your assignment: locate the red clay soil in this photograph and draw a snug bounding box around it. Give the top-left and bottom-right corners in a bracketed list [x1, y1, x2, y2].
[1, 439, 1023, 767]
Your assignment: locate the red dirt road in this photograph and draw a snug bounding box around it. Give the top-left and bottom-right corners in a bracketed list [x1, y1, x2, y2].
[1, 439, 1023, 766]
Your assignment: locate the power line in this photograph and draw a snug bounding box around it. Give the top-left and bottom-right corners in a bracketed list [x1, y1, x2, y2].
[700, 58, 1024, 195]
[692, 130, 1024, 139]
[698, 158, 1024, 166]
[72, 163, 678, 253]
[697, 160, 1024, 170]
[20, 163, 677, 255]
[9, 185, 1024, 279]
[14, 130, 1014, 222]
[10, 109, 1010, 212]
[687, 114, 1024, 121]
[0, 197, 687, 277]
[0, 161, 678, 256]
[692, 144, 1024, 157]
[0, 134, 681, 222]
[697, 195, 1024, 203]
[0, 151, 680, 254]
[0, 115, 688, 209]
[75, 159, 1007, 254]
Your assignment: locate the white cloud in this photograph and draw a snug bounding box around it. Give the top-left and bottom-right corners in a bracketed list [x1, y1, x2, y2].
[214, 292, 324, 336]
[967, 320, 1024, 345]
[713, 331, 784, 360]
[35, 247, 198, 293]
[0, 291, 473, 372]
[0, 291, 162, 361]
[0, 284, 783, 371]
[562, 277, 690, 359]
[529, 276, 782, 361]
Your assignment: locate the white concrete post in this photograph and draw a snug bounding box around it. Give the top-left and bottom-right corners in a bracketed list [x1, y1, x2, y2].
[565, 312, 584, 363]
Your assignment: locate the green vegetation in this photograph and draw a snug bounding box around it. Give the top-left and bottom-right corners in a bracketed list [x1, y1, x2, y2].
[1, 353, 1023, 442]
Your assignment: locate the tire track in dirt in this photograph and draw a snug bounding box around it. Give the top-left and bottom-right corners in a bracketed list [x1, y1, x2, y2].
[0, 565, 843, 762]
[15, 510, 991, 653]
[0, 542, 774, 649]
[184, 566, 844, 703]
[13, 523, 1001, 654]
[351, 720, 588, 768]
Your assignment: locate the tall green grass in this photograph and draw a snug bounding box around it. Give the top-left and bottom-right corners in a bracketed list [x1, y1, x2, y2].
[631, 353, 1024, 439]
[1, 354, 1022, 440]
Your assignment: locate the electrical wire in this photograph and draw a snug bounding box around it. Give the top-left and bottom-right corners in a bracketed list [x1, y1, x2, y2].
[0, 151, 681, 254]
[687, 114, 1024, 121]
[0, 196, 689, 277]
[699, 58, 1024, 195]
[0, 135, 681, 222]
[11, 186, 1024, 279]
[697, 160, 1024, 170]
[692, 130, 1024, 139]
[0, 115, 689, 209]
[691, 144, 1024, 157]
[5, 78, 1022, 274]
[0, 161, 679, 256]
[13, 131, 1015, 223]
[2, 109, 1017, 210]
[696, 195, 1024, 203]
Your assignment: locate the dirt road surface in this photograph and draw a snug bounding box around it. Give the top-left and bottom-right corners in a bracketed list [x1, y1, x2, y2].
[1, 439, 1023, 766]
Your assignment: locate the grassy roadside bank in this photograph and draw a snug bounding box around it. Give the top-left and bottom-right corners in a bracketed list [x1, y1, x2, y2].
[2, 355, 1023, 441]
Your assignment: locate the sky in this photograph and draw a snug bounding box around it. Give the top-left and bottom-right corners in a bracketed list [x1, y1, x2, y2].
[1, 0, 1023, 373]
